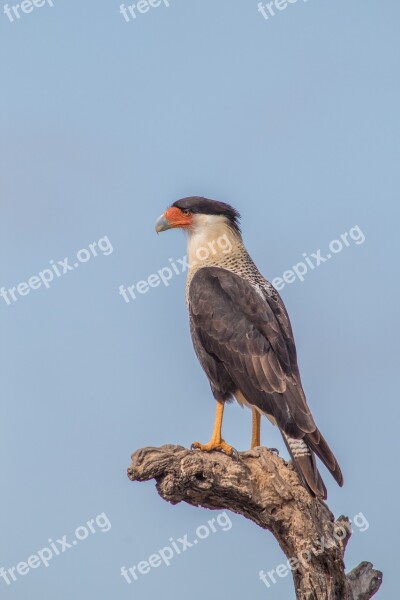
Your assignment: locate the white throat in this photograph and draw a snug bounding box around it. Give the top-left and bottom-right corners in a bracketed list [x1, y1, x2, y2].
[186, 214, 242, 268]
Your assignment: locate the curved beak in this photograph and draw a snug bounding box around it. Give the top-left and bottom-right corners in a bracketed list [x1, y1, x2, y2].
[155, 213, 171, 234]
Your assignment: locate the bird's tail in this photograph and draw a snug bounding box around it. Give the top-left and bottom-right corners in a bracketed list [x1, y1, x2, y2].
[282, 430, 343, 500]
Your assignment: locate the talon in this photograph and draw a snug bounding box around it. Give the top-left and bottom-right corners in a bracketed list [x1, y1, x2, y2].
[270, 448, 279, 455]
[231, 447, 240, 460]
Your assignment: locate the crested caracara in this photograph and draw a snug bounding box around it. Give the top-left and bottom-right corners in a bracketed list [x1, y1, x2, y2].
[155, 197, 343, 499]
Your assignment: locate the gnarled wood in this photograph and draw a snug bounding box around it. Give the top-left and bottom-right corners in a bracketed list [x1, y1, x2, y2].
[128, 445, 382, 600]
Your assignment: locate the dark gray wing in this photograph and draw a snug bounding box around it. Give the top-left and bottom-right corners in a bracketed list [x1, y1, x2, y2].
[189, 266, 343, 493]
[189, 266, 314, 436]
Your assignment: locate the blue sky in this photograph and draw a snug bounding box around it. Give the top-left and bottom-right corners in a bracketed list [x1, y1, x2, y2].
[1, 1, 399, 598]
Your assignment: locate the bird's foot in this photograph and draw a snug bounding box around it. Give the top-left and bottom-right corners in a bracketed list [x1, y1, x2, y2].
[191, 439, 238, 458]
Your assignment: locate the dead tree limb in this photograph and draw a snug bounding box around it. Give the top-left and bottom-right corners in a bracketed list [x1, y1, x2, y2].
[128, 445, 382, 600]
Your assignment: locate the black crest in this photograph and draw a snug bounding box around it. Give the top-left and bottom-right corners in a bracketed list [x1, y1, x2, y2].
[172, 197, 241, 234]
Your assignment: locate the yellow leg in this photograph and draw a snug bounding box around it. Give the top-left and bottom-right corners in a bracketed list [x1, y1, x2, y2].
[192, 402, 235, 456]
[251, 408, 261, 448]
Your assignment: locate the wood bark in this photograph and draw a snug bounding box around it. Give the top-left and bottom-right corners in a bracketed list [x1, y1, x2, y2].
[128, 445, 382, 600]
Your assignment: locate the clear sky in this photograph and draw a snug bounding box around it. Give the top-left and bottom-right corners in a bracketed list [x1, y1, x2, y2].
[1, 1, 399, 598]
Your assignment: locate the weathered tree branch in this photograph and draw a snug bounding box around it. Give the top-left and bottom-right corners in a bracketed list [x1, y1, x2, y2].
[128, 445, 382, 600]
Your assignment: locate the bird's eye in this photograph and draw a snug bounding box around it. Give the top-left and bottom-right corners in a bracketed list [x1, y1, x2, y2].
[182, 209, 191, 216]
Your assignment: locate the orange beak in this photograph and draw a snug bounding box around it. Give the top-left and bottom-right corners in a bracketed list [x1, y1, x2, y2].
[155, 207, 192, 233]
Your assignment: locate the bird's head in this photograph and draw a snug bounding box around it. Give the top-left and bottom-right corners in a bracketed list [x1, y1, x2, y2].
[155, 197, 241, 237]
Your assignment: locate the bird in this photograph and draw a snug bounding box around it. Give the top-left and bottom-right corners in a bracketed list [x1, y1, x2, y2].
[155, 197, 343, 499]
